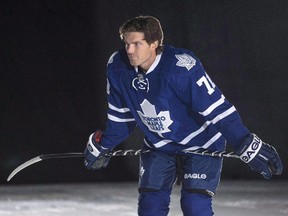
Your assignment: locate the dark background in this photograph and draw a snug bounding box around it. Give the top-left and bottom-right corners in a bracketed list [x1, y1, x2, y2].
[1, 0, 287, 184]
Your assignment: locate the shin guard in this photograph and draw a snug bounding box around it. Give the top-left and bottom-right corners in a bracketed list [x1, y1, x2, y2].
[138, 189, 171, 216]
[180, 190, 213, 216]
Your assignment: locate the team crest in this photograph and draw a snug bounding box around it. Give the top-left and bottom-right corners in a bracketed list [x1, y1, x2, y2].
[137, 99, 173, 135]
[175, 53, 196, 70]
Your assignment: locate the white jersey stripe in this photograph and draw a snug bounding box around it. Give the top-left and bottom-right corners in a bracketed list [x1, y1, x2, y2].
[211, 106, 236, 125]
[153, 139, 173, 148]
[180, 106, 236, 145]
[179, 122, 210, 145]
[183, 132, 222, 151]
[199, 95, 225, 116]
[107, 114, 135, 122]
[148, 106, 236, 148]
[108, 103, 131, 113]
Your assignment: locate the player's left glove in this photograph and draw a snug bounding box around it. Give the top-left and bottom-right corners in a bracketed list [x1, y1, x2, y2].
[84, 130, 111, 170]
[235, 133, 283, 179]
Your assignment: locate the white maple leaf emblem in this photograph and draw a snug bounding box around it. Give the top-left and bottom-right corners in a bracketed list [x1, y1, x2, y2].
[137, 99, 173, 135]
[175, 53, 196, 70]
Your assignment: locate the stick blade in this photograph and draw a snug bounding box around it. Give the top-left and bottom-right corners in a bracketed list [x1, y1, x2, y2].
[7, 155, 43, 182]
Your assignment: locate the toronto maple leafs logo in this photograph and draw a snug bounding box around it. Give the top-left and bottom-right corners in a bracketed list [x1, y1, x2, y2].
[139, 166, 145, 178]
[137, 99, 173, 135]
[175, 53, 196, 70]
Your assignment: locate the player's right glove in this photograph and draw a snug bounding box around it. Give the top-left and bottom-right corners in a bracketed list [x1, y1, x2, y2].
[84, 130, 111, 170]
[235, 133, 283, 179]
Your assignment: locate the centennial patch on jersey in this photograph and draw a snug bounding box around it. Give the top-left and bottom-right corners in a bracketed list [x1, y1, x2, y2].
[137, 99, 173, 135]
[175, 53, 196, 70]
[132, 73, 150, 92]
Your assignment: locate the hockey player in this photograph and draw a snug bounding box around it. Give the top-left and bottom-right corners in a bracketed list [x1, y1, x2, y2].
[84, 16, 283, 216]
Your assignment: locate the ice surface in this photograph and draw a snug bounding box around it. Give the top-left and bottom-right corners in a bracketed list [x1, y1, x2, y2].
[0, 180, 287, 216]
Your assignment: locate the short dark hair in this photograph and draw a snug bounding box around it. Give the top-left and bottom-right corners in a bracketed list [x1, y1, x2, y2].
[119, 16, 164, 54]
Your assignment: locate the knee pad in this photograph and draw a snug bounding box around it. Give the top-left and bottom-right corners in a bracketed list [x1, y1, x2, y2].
[181, 189, 214, 216]
[138, 188, 171, 216]
[139, 151, 177, 190]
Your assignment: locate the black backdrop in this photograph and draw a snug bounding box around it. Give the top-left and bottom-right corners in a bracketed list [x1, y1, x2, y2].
[1, 0, 287, 184]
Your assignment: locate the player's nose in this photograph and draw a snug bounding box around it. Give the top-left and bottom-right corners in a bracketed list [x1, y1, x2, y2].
[126, 44, 135, 54]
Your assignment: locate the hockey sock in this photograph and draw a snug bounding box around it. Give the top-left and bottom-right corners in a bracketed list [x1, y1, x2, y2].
[138, 189, 171, 216]
[180, 191, 213, 216]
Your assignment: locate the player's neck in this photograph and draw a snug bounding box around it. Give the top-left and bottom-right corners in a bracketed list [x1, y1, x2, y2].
[139, 53, 157, 73]
[138, 66, 147, 73]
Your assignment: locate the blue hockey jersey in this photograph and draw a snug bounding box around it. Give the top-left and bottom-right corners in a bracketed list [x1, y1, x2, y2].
[100, 45, 250, 153]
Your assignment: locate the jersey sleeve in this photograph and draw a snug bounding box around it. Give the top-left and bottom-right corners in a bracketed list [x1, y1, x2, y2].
[175, 54, 250, 148]
[99, 52, 137, 149]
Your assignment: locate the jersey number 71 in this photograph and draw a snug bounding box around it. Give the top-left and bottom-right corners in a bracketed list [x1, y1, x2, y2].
[196, 73, 216, 95]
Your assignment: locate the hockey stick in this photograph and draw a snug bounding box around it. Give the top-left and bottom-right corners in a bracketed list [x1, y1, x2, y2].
[7, 153, 84, 182]
[6, 150, 144, 182]
[7, 149, 238, 182]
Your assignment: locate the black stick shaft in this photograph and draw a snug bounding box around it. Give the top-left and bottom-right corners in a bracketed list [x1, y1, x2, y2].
[7, 149, 238, 182]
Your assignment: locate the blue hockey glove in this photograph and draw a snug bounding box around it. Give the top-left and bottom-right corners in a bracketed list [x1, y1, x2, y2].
[84, 130, 111, 170]
[235, 133, 283, 179]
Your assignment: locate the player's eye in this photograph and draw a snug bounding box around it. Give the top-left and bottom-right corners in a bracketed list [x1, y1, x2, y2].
[135, 42, 142, 47]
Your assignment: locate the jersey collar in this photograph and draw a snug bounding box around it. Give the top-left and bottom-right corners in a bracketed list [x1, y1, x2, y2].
[134, 53, 162, 75]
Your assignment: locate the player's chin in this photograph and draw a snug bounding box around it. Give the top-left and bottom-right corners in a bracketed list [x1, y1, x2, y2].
[129, 60, 138, 67]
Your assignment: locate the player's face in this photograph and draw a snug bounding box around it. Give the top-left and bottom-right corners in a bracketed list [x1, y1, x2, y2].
[123, 32, 158, 71]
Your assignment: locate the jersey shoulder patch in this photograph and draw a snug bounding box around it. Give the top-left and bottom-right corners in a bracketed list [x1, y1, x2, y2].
[175, 53, 196, 71]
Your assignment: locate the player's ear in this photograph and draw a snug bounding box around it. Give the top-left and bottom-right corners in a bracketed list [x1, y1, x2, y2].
[150, 40, 159, 50]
